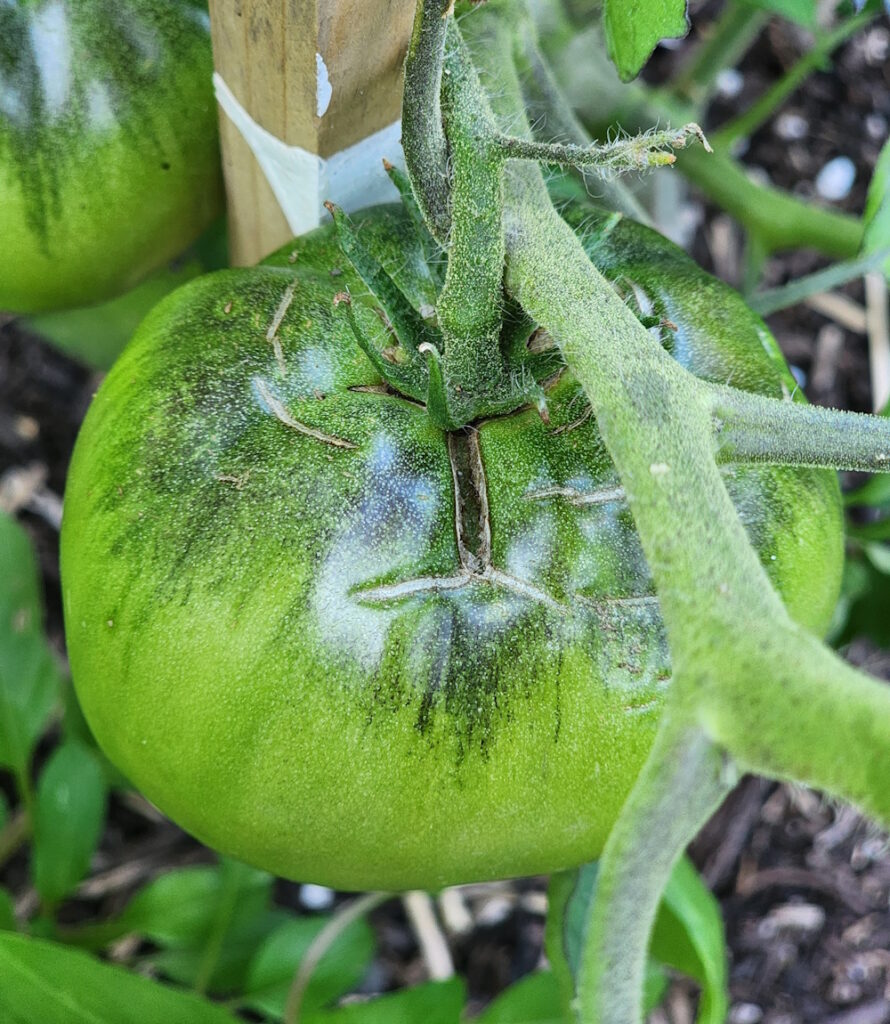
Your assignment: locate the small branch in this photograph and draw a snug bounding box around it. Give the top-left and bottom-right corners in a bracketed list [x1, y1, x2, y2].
[438, 888, 474, 937]
[674, 143, 863, 258]
[513, 24, 651, 223]
[403, 890, 455, 980]
[544, 17, 864, 259]
[805, 292, 867, 335]
[0, 808, 30, 872]
[749, 249, 890, 316]
[671, 2, 769, 110]
[283, 892, 390, 1024]
[496, 123, 710, 174]
[402, 0, 453, 243]
[866, 271, 890, 412]
[710, 384, 890, 472]
[578, 720, 732, 1024]
[715, 8, 878, 147]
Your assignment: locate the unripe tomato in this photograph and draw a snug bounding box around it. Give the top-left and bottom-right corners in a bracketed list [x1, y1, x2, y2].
[60, 202, 843, 891]
[0, 0, 222, 314]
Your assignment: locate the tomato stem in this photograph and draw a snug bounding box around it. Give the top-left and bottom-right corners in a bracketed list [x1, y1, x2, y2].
[439, 4, 890, 1021]
[403, 0, 452, 244]
[711, 386, 890, 473]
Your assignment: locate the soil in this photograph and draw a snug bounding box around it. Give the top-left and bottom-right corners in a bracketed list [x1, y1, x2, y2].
[2, 4, 889, 1021]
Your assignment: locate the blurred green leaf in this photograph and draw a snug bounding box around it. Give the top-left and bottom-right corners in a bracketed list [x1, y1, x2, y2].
[651, 856, 728, 1024]
[740, 0, 816, 27]
[242, 913, 376, 1018]
[602, 0, 687, 81]
[65, 861, 285, 994]
[150, 859, 286, 995]
[153, 907, 289, 995]
[0, 886, 16, 932]
[120, 862, 273, 948]
[0, 789, 8, 832]
[307, 979, 465, 1024]
[863, 134, 890, 277]
[0, 933, 238, 1023]
[475, 971, 569, 1023]
[25, 261, 204, 370]
[863, 541, 890, 575]
[32, 742, 107, 908]
[60, 683, 127, 789]
[835, 547, 890, 648]
[0, 513, 61, 777]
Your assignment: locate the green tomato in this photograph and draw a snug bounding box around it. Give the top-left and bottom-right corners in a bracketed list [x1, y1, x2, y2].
[60, 202, 843, 891]
[0, 0, 222, 314]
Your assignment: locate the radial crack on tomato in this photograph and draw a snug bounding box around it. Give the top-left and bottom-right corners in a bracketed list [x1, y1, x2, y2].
[253, 378, 358, 451]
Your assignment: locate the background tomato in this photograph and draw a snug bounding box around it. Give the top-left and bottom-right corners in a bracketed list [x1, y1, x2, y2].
[0, 0, 222, 315]
[60, 201, 843, 892]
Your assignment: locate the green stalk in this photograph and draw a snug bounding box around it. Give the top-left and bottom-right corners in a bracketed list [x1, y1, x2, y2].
[448, 9, 890, 1023]
[577, 721, 731, 1023]
[436, 23, 507, 397]
[714, 8, 878, 147]
[402, 0, 452, 243]
[536, 26, 865, 258]
[711, 385, 890, 472]
[671, 2, 769, 111]
[502, 148, 890, 1024]
[668, 142, 862, 257]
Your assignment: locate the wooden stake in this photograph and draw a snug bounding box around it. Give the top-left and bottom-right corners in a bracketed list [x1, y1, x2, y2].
[208, 0, 415, 266]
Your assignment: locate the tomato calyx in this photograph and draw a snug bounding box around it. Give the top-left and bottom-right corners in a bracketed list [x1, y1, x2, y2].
[327, 199, 560, 430]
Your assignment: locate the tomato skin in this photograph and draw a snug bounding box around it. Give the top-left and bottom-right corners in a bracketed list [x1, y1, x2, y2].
[61, 204, 843, 891]
[0, 0, 222, 314]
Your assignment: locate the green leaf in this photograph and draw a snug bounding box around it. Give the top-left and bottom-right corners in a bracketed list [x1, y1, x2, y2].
[603, 0, 688, 81]
[545, 857, 726, 1020]
[121, 862, 273, 948]
[0, 789, 8, 832]
[0, 513, 61, 777]
[306, 979, 465, 1024]
[863, 137, 890, 278]
[69, 860, 286, 994]
[60, 684, 128, 789]
[832, 550, 890, 647]
[0, 933, 238, 1024]
[241, 914, 376, 1018]
[32, 742, 107, 908]
[864, 541, 890, 575]
[148, 859, 286, 995]
[740, 0, 816, 27]
[0, 886, 17, 932]
[476, 971, 569, 1024]
[650, 857, 728, 1024]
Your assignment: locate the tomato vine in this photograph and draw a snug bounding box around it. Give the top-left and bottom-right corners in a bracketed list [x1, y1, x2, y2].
[395, 3, 890, 1021]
